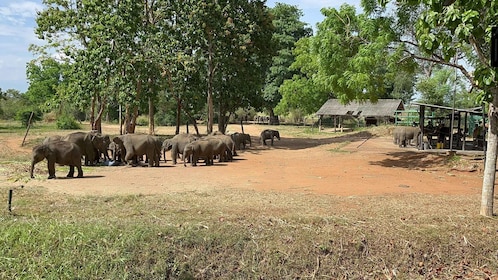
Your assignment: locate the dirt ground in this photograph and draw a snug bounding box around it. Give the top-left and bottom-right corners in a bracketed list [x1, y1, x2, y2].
[7, 124, 485, 197]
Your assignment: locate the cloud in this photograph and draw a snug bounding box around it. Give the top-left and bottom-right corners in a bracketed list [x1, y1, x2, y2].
[0, 1, 43, 25]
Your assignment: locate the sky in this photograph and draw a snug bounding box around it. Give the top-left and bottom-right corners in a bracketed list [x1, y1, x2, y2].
[0, 0, 361, 93]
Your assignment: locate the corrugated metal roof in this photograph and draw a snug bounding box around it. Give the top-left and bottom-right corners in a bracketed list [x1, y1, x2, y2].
[316, 99, 404, 117]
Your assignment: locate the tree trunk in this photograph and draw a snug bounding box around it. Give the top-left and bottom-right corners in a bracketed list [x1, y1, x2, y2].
[480, 99, 497, 217]
[175, 94, 181, 135]
[148, 96, 155, 135]
[206, 30, 215, 134]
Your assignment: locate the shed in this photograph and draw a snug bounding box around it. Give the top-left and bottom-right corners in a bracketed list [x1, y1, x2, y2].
[315, 99, 404, 130]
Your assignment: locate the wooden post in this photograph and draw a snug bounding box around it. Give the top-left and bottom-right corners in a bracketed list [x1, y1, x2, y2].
[240, 120, 244, 134]
[21, 112, 34, 146]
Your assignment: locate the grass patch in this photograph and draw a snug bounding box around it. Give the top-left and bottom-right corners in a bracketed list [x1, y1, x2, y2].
[1, 186, 497, 279]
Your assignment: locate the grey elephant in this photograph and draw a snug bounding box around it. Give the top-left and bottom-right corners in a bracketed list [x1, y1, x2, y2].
[210, 133, 236, 159]
[231, 132, 251, 150]
[260, 129, 280, 146]
[162, 133, 198, 164]
[183, 140, 214, 166]
[30, 141, 83, 179]
[108, 141, 123, 162]
[393, 126, 421, 147]
[63, 131, 107, 166]
[112, 134, 160, 167]
[92, 133, 111, 163]
[202, 136, 230, 162]
[42, 135, 64, 145]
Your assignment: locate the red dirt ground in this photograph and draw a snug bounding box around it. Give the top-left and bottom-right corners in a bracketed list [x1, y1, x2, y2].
[13, 124, 485, 197]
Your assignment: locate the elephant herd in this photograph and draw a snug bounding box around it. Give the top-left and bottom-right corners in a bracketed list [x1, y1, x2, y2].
[30, 129, 281, 179]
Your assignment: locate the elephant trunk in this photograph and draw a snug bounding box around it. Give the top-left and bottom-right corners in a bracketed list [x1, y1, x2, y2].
[30, 158, 41, 178]
[30, 161, 35, 178]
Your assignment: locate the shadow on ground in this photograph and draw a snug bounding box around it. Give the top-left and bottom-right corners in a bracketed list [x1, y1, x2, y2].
[245, 131, 375, 152]
[369, 151, 450, 170]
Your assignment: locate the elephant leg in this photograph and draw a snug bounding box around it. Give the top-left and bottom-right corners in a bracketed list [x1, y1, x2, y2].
[67, 166, 75, 177]
[77, 165, 83, 177]
[47, 161, 56, 179]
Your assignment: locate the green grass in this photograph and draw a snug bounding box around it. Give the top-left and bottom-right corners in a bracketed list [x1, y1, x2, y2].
[1, 186, 497, 279]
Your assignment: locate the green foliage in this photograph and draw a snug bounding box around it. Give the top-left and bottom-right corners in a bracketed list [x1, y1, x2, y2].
[136, 115, 149, 126]
[263, 4, 312, 112]
[15, 109, 42, 127]
[56, 115, 81, 130]
[33, 0, 276, 134]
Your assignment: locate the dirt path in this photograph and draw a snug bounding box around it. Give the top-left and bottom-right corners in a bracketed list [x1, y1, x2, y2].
[15, 124, 483, 197]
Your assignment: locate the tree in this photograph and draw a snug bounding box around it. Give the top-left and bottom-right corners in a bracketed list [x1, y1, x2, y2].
[263, 3, 312, 117]
[25, 57, 66, 111]
[33, 0, 274, 135]
[369, 0, 497, 216]
[186, 0, 275, 133]
[277, 4, 417, 115]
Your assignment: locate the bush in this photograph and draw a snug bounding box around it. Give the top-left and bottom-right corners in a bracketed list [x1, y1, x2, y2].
[56, 115, 81, 130]
[136, 115, 149, 126]
[15, 109, 42, 127]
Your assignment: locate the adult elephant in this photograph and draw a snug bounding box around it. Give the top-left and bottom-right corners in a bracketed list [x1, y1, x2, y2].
[183, 140, 214, 166]
[210, 133, 236, 158]
[202, 136, 230, 162]
[231, 132, 251, 150]
[30, 141, 83, 179]
[112, 134, 160, 167]
[393, 126, 421, 148]
[63, 131, 107, 166]
[162, 133, 198, 164]
[260, 129, 280, 146]
[42, 135, 63, 145]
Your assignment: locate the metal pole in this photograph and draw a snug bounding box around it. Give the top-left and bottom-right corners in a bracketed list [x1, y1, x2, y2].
[8, 189, 13, 212]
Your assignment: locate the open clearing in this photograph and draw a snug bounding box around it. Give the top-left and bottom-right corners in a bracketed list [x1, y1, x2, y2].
[5, 124, 485, 197]
[2, 123, 497, 279]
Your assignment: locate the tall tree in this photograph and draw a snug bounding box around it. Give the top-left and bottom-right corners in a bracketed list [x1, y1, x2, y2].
[263, 3, 312, 117]
[369, 0, 497, 216]
[25, 57, 67, 112]
[277, 4, 417, 114]
[185, 0, 275, 133]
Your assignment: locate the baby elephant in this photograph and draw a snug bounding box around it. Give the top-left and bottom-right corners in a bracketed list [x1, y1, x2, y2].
[30, 141, 83, 179]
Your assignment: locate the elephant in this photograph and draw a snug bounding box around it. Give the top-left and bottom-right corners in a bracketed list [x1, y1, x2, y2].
[108, 141, 123, 162]
[202, 136, 230, 162]
[231, 132, 251, 150]
[42, 135, 64, 145]
[30, 141, 83, 179]
[183, 140, 214, 166]
[210, 133, 236, 159]
[112, 134, 160, 167]
[92, 133, 111, 163]
[260, 129, 280, 146]
[162, 133, 198, 164]
[63, 131, 107, 166]
[393, 126, 421, 147]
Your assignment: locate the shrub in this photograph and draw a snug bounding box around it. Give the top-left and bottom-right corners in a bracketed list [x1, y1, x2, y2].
[136, 115, 149, 126]
[15, 109, 42, 127]
[56, 115, 81, 130]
